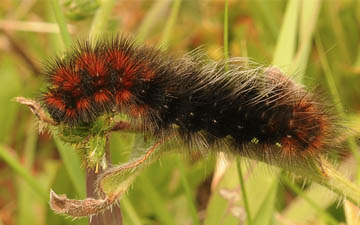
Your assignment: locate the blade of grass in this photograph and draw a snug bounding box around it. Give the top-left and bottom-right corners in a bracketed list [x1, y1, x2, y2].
[236, 158, 252, 225]
[244, 163, 280, 225]
[279, 157, 358, 224]
[17, 119, 40, 225]
[160, 0, 182, 48]
[89, 0, 116, 38]
[223, 0, 229, 62]
[291, 0, 321, 75]
[136, 0, 172, 43]
[272, 0, 300, 67]
[326, 3, 351, 63]
[137, 175, 178, 225]
[250, 0, 279, 42]
[206, 161, 281, 225]
[54, 137, 86, 198]
[204, 161, 247, 225]
[120, 196, 143, 225]
[49, 0, 72, 47]
[315, 33, 360, 181]
[300, 156, 360, 206]
[0, 145, 48, 200]
[282, 177, 339, 225]
[23, 120, 37, 168]
[252, 179, 278, 225]
[0, 58, 22, 144]
[176, 158, 201, 225]
[281, 184, 336, 224]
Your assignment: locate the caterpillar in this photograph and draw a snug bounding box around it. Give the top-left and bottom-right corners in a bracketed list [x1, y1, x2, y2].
[41, 36, 336, 167]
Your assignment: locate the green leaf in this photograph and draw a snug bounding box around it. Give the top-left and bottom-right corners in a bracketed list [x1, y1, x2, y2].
[49, 0, 72, 47]
[252, 180, 278, 225]
[0, 58, 22, 144]
[54, 137, 86, 198]
[137, 175, 178, 225]
[272, 0, 301, 67]
[282, 176, 339, 225]
[291, 0, 322, 76]
[204, 161, 245, 225]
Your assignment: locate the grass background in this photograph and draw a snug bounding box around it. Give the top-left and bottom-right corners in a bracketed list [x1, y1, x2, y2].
[1, 0, 360, 224]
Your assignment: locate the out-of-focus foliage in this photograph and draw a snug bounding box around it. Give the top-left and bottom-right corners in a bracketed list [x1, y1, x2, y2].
[0, 0, 360, 225]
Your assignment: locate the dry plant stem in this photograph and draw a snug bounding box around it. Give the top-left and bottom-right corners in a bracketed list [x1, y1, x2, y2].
[15, 97, 57, 126]
[49, 190, 116, 217]
[15, 97, 135, 132]
[86, 137, 123, 225]
[16, 97, 135, 218]
[0, 20, 75, 33]
[50, 138, 165, 217]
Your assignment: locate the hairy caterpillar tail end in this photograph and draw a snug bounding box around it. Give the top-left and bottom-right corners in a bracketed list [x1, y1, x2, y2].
[40, 36, 338, 168]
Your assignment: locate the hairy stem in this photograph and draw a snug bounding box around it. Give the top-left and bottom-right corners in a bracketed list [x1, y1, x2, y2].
[86, 137, 123, 225]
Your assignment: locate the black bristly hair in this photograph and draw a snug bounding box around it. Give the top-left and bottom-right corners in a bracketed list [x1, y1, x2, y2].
[41, 36, 338, 167]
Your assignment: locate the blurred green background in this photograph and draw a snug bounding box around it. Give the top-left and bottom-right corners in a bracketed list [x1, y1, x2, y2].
[0, 0, 360, 225]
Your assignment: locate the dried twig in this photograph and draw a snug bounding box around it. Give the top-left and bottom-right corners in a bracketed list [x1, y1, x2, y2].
[15, 97, 57, 126]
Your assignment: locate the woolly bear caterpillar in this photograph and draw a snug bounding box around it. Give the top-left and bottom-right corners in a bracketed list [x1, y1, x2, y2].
[41, 36, 336, 167]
